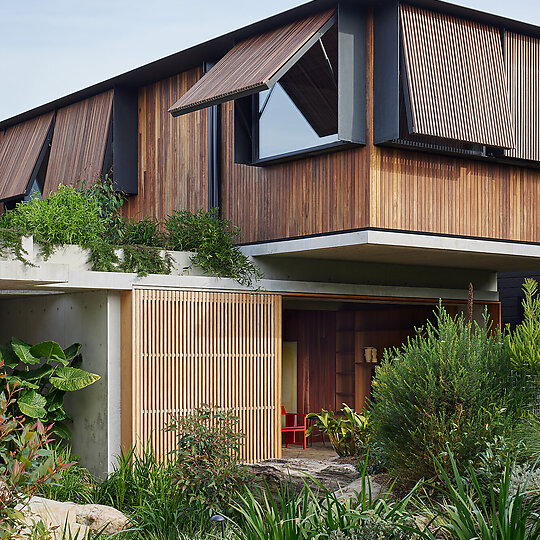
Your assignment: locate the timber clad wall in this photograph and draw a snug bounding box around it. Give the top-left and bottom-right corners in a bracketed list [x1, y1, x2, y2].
[124, 69, 209, 220]
[123, 289, 282, 463]
[44, 91, 113, 195]
[220, 101, 370, 242]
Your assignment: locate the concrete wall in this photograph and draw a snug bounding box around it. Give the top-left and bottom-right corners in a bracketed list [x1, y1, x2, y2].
[0, 291, 121, 476]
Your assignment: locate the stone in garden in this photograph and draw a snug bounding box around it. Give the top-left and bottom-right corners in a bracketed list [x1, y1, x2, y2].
[248, 458, 360, 495]
[18, 496, 130, 538]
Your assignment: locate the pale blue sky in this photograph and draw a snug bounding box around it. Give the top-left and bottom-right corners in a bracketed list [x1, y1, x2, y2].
[1, 0, 539, 121]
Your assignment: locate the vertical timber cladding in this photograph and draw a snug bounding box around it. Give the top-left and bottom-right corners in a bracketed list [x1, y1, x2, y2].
[127, 289, 282, 463]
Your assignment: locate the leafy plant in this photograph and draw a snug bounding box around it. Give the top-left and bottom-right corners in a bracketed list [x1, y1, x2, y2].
[121, 216, 163, 247]
[507, 278, 540, 384]
[418, 450, 540, 540]
[167, 405, 252, 519]
[307, 404, 371, 458]
[515, 414, 540, 462]
[0, 361, 71, 538]
[165, 209, 262, 287]
[0, 338, 100, 440]
[8, 185, 105, 257]
[371, 304, 533, 486]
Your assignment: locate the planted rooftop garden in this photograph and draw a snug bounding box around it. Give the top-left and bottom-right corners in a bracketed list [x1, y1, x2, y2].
[1, 281, 539, 538]
[0, 177, 261, 286]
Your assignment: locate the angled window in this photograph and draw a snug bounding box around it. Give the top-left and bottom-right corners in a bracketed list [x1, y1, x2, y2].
[505, 32, 540, 162]
[170, 6, 365, 163]
[399, 5, 514, 150]
[0, 112, 54, 202]
[44, 90, 113, 196]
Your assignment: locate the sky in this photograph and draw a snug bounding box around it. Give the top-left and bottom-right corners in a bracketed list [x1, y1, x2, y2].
[1, 0, 539, 122]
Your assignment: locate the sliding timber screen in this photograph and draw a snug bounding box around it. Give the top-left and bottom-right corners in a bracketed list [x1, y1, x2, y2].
[505, 32, 540, 161]
[0, 112, 54, 200]
[122, 289, 282, 463]
[44, 90, 113, 195]
[400, 5, 514, 148]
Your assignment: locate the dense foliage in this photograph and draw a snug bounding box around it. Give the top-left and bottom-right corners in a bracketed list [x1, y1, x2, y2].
[0, 177, 262, 285]
[507, 278, 540, 383]
[307, 404, 372, 458]
[0, 338, 99, 440]
[0, 361, 71, 538]
[371, 305, 533, 485]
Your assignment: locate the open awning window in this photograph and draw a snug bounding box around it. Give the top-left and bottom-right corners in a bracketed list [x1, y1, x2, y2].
[44, 90, 113, 196]
[505, 32, 540, 162]
[0, 112, 54, 201]
[400, 5, 514, 149]
[169, 10, 336, 117]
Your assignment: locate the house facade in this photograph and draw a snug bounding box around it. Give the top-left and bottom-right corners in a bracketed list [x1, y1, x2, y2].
[0, 0, 539, 473]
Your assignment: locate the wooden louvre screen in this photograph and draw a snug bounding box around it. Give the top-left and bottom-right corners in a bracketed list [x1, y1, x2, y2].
[400, 5, 514, 148]
[43, 90, 113, 196]
[123, 289, 282, 463]
[0, 112, 54, 201]
[169, 10, 336, 116]
[505, 32, 540, 162]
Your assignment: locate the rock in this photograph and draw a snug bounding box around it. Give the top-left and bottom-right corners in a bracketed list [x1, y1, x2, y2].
[248, 458, 359, 495]
[332, 475, 389, 501]
[17, 496, 130, 538]
[75, 503, 131, 534]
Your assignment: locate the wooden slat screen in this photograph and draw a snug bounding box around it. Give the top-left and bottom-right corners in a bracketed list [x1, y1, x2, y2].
[43, 90, 113, 195]
[169, 10, 335, 116]
[505, 32, 540, 161]
[400, 5, 514, 148]
[127, 289, 282, 463]
[0, 112, 54, 200]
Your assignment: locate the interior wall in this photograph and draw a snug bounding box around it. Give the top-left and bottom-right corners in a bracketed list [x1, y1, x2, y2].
[0, 291, 121, 477]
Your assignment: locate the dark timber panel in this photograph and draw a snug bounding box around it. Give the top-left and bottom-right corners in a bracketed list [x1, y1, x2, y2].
[124, 69, 209, 220]
[0, 112, 54, 200]
[44, 91, 113, 195]
[498, 271, 540, 328]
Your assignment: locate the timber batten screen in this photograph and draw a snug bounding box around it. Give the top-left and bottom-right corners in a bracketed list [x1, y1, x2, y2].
[124, 289, 282, 463]
[44, 90, 113, 195]
[400, 5, 514, 149]
[505, 32, 540, 162]
[0, 112, 54, 201]
[169, 10, 336, 116]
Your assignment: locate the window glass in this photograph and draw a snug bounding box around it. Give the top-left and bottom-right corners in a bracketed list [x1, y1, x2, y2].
[257, 25, 339, 159]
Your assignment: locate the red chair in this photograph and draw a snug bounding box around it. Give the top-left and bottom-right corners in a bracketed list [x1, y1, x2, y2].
[281, 406, 307, 449]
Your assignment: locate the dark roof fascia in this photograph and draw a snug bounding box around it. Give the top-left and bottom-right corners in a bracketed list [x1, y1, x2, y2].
[2, 0, 540, 130]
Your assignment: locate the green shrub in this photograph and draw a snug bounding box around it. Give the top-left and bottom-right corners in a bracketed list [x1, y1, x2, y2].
[371, 305, 533, 486]
[307, 404, 372, 458]
[507, 278, 540, 384]
[122, 216, 163, 247]
[165, 209, 262, 286]
[9, 185, 104, 254]
[0, 362, 71, 538]
[167, 405, 253, 519]
[0, 337, 100, 440]
[515, 414, 540, 463]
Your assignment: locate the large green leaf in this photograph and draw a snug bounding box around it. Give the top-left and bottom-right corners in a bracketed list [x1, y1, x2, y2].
[0, 344, 20, 369]
[63, 343, 82, 362]
[52, 422, 72, 440]
[30, 341, 67, 364]
[11, 338, 40, 365]
[50, 367, 100, 391]
[18, 390, 47, 418]
[46, 389, 65, 411]
[8, 376, 40, 390]
[16, 365, 54, 381]
[50, 408, 72, 422]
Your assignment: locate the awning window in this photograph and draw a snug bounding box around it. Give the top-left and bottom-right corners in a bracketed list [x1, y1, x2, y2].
[400, 5, 514, 149]
[505, 32, 540, 162]
[44, 90, 113, 196]
[0, 112, 54, 201]
[169, 10, 336, 117]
